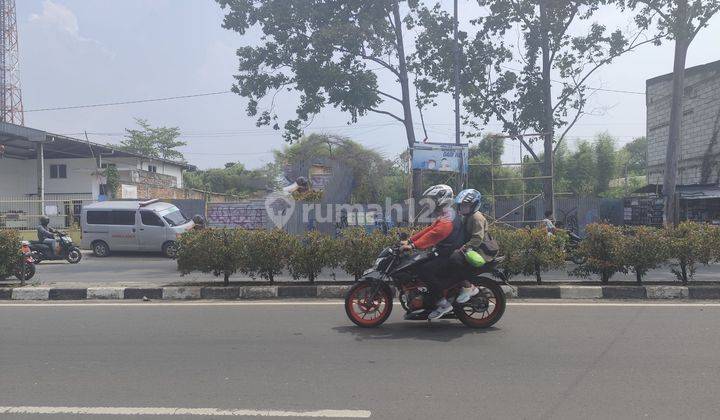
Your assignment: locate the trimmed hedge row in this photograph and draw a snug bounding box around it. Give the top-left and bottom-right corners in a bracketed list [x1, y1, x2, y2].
[176, 222, 720, 285]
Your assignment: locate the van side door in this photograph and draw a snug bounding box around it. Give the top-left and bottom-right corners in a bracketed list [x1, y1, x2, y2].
[108, 210, 139, 251]
[138, 210, 167, 252]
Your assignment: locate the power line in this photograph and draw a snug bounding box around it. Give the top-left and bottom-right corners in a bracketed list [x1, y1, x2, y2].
[25, 91, 233, 112]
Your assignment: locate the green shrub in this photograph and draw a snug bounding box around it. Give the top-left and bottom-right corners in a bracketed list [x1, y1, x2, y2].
[664, 221, 717, 284]
[245, 229, 292, 282]
[0, 229, 21, 280]
[287, 230, 337, 282]
[492, 227, 565, 282]
[572, 223, 626, 283]
[338, 227, 391, 280]
[177, 228, 249, 286]
[622, 226, 669, 284]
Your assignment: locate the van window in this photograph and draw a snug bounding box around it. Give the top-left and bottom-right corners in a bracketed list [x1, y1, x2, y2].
[141, 211, 164, 227]
[161, 207, 187, 227]
[86, 210, 111, 225]
[86, 210, 136, 225]
[113, 211, 136, 225]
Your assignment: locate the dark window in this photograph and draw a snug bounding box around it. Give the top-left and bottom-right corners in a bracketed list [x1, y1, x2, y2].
[100, 163, 116, 169]
[147, 165, 157, 173]
[112, 211, 136, 226]
[50, 164, 67, 179]
[85, 210, 135, 225]
[86, 210, 112, 225]
[141, 211, 164, 227]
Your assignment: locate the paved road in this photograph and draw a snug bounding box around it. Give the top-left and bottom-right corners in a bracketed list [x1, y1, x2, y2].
[1, 301, 720, 419]
[11, 252, 720, 287]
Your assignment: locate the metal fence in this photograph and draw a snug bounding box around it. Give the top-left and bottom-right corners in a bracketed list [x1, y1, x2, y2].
[0, 194, 94, 230]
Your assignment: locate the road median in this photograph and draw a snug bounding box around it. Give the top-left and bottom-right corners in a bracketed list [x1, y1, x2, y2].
[1, 283, 719, 301]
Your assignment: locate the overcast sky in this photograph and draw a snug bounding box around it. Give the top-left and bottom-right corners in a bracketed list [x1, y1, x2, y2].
[17, 0, 720, 169]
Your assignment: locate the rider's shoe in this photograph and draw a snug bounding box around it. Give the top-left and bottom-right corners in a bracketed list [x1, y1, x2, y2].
[456, 286, 480, 304]
[428, 298, 453, 320]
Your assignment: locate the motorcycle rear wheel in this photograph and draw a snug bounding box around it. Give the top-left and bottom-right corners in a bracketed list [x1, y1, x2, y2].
[455, 277, 506, 329]
[345, 280, 393, 328]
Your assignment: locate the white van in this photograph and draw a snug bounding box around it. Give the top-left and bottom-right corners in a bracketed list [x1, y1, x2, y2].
[81, 200, 194, 258]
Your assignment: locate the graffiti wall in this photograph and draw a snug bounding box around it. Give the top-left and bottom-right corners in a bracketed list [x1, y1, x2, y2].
[207, 201, 268, 229]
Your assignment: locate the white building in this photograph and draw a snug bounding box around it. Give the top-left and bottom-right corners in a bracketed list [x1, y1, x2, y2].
[0, 122, 191, 198]
[0, 122, 193, 229]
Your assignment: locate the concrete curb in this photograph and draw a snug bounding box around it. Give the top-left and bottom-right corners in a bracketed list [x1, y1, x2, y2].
[1, 284, 719, 301]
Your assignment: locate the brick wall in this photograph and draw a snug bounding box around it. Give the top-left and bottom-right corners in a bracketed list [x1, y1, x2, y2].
[646, 62, 720, 185]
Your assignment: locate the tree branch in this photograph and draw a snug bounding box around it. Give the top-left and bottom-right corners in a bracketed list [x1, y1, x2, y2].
[552, 34, 663, 114]
[368, 107, 405, 123]
[692, 5, 720, 39]
[375, 89, 403, 104]
[549, 5, 579, 65]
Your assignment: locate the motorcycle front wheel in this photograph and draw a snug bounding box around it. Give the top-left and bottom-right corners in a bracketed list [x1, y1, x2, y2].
[14, 262, 36, 281]
[66, 248, 82, 264]
[455, 277, 506, 329]
[345, 280, 394, 328]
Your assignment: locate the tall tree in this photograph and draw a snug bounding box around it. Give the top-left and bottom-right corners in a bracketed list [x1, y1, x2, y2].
[621, 0, 720, 225]
[621, 136, 647, 175]
[120, 119, 186, 163]
[217, 0, 430, 196]
[413, 0, 657, 213]
[594, 133, 617, 194]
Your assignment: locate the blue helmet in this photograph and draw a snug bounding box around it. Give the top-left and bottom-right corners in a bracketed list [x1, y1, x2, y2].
[455, 189, 482, 215]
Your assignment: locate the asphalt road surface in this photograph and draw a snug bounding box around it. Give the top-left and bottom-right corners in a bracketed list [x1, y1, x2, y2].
[1, 300, 720, 419]
[15, 251, 720, 286]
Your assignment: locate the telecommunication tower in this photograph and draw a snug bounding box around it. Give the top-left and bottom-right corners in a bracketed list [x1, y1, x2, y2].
[0, 0, 23, 125]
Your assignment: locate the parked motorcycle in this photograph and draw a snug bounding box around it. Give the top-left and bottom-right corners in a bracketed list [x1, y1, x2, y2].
[344, 243, 507, 328]
[14, 241, 36, 281]
[30, 232, 82, 264]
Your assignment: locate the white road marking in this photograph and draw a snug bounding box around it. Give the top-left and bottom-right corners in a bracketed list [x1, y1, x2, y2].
[0, 300, 720, 308]
[0, 406, 371, 418]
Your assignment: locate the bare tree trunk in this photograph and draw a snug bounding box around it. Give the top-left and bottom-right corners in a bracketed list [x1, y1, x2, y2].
[392, 0, 420, 199]
[663, 1, 689, 227]
[539, 0, 555, 215]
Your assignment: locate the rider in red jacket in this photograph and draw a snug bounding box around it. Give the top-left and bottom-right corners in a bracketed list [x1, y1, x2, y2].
[401, 184, 464, 319]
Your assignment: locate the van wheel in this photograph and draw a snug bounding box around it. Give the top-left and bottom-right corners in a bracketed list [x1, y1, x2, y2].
[92, 241, 110, 257]
[162, 241, 178, 259]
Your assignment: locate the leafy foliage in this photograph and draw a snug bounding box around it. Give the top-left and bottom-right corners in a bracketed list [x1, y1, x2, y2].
[184, 162, 278, 196]
[177, 228, 249, 286]
[492, 227, 566, 283]
[622, 226, 669, 283]
[0, 230, 21, 280]
[572, 223, 627, 283]
[337, 227, 394, 280]
[664, 222, 720, 284]
[120, 118, 186, 162]
[216, 0, 420, 145]
[287, 230, 338, 282]
[244, 229, 294, 282]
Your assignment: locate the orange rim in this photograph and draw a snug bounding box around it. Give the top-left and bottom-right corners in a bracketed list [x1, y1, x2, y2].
[347, 284, 391, 326]
[459, 286, 500, 327]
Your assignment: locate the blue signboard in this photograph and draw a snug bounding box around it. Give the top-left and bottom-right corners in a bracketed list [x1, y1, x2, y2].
[411, 143, 468, 173]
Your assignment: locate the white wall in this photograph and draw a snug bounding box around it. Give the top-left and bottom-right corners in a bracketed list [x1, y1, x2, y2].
[1, 155, 186, 197]
[0, 157, 36, 196]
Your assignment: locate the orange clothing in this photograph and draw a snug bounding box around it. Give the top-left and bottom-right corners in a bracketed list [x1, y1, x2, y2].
[410, 211, 456, 250]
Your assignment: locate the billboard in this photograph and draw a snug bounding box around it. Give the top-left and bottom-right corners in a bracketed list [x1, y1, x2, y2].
[411, 143, 468, 173]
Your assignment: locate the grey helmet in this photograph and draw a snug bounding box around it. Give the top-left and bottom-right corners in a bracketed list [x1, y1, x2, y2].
[40, 215, 50, 226]
[422, 184, 454, 208]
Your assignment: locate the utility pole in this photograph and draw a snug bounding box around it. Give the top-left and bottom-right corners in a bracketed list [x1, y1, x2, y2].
[0, 0, 24, 125]
[453, 0, 463, 191]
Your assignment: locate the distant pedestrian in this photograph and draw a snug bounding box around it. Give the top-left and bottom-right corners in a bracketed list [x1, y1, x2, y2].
[541, 210, 556, 235]
[192, 215, 206, 230]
